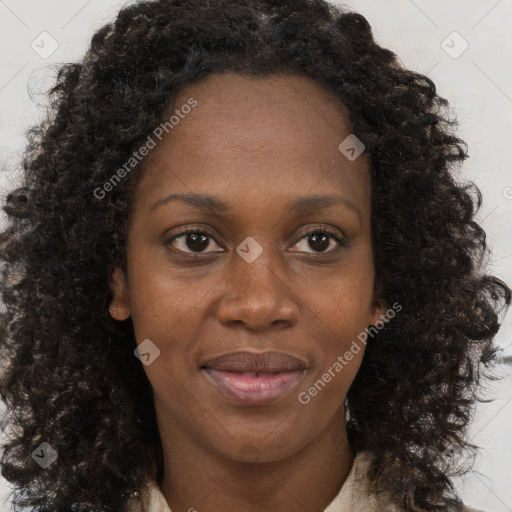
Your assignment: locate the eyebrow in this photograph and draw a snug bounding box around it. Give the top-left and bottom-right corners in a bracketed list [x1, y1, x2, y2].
[150, 192, 361, 221]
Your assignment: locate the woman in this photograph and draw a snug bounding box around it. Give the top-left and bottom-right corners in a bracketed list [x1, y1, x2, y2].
[0, 1, 509, 511]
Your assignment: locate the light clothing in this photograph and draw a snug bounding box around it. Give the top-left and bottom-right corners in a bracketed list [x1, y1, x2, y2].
[127, 451, 484, 512]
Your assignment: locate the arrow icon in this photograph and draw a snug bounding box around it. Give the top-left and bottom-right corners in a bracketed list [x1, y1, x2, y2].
[440, 31, 468, 59]
[134, 339, 161, 366]
[31, 442, 58, 468]
[338, 134, 365, 161]
[236, 236, 263, 263]
[31, 31, 59, 59]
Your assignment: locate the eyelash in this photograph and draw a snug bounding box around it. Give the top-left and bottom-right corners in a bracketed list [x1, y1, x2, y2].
[165, 226, 346, 256]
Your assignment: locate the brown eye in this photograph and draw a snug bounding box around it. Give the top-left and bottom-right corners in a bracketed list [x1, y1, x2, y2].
[290, 229, 345, 254]
[166, 229, 223, 254]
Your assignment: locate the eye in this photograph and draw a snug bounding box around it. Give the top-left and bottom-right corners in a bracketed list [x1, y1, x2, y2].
[165, 226, 346, 256]
[290, 228, 346, 254]
[166, 228, 223, 254]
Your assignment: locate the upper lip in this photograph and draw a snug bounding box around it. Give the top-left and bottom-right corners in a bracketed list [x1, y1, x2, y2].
[201, 351, 308, 373]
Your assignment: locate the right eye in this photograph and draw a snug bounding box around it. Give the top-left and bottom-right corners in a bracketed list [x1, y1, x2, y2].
[165, 228, 225, 255]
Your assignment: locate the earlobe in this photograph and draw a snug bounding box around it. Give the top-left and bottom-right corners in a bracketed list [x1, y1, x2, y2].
[369, 275, 387, 326]
[369, 297, 387, 326]
[109, 267, 131, 321]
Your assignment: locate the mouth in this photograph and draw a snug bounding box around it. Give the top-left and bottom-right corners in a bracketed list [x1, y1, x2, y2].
[201, 368, 307, 406]
[200, 350, 308, 406]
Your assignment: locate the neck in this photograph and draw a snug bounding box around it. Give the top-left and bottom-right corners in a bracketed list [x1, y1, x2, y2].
[158, 405, 354, 512]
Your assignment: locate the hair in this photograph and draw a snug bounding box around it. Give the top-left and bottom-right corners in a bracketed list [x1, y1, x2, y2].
[0, 0, 510, 510]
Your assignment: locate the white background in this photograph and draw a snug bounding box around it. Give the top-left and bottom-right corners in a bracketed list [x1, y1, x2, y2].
[0, 1, 511, 510]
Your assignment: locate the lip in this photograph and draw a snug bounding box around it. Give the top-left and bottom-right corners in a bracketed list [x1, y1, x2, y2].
[200, 351, 309, 406]
[201, 350, 308, 373]
[202, 368, 307, 406]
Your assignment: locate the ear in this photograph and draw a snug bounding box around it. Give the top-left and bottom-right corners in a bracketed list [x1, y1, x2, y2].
[109, 267, 131, 321]
[368, 276, 387, 326]
[368, 296, 387, 326]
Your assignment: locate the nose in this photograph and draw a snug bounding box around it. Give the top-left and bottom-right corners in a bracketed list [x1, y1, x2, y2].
[216, 245, 300, 332]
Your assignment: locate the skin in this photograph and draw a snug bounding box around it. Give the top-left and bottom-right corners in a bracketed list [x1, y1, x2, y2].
[109, 71, 386, 512]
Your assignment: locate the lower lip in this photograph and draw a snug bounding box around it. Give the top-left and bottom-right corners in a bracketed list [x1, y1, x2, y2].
[202, 368, 306, 406]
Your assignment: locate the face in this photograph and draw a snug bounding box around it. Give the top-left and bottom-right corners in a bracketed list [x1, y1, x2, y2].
[109, 71, 385, 464]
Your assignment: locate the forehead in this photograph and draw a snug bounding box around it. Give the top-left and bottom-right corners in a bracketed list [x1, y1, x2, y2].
[135, 71, 371, 215]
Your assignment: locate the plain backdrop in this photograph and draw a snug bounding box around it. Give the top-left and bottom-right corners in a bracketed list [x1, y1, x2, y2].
[0, 1, 511, 510]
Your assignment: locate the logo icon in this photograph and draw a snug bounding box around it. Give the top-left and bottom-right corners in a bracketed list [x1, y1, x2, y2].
[31, 32, 59, 59]
[338, 134, 365, 161]
[440, 441, 463, 470]
[134, 339, 161, 366]
[236, 237, 263, 263]
[441, 32, 469, 59]
[31, 442, 58, 469]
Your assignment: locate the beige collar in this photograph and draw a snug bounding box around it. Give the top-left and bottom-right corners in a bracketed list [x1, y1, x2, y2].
[129, 451, 482, 512]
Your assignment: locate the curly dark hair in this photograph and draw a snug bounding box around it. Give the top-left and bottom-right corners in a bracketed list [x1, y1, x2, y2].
[0, 0, 510, 510]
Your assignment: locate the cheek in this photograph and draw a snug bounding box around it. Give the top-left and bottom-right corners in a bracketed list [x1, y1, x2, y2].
[302, 261, 375, 344]
[125, 273, 209, 399]
[126, 258, 206, 344]
[297, 261, 373, 399]
[298, 325, 365, 415]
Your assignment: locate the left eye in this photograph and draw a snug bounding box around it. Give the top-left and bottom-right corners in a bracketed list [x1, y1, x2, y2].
[290, 230, 345, 254]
